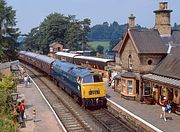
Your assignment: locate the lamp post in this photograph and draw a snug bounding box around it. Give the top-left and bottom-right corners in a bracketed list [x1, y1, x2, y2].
[11, 92, 19, 124]
[11, 93, 18, 104]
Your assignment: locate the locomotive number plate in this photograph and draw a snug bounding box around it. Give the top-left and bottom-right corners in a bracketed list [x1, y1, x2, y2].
[89, 90, 100, 95]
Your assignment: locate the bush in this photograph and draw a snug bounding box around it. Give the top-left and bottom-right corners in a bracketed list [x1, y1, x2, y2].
[0, 76, 18, 131]
[0, 118, 14, 132]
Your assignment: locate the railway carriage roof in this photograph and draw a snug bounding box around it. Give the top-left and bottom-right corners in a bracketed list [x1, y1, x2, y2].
[35, 54, 55, 64]
[53, 60, 98, 78]
[19, 51, 27, 54]
[20, 51, 38, 58]
[19, 51, 55, 64]
[74, 56, 114, 63]
[55, 52, 79, 58]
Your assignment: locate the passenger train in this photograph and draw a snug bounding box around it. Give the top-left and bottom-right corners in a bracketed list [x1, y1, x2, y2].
[55, 51, 114, 78]
[18, 51, 107, 107]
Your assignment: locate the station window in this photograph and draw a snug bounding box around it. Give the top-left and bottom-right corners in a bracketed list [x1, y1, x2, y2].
[144, 82, 151, 95]
[128, 55, 133, 69]
[128, 80, 133, 94]
[122, 79, 126, 93]
[147, 59, 153, 65]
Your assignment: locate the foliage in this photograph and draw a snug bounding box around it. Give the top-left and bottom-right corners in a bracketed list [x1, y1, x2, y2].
[88, 41, 109, 51]
[0, 75, 17, 131]
[0, 118, 14, 132]
[0, 0, 19, 62]
[96, 45, 104, 54]
[88, 22, 127, 43]
[24, 13, 91, 54]
[0, 75, 17, 91]
[172, 22, 180, 30]
[65, 18, 91, 51]
[88, 22, 149, 51]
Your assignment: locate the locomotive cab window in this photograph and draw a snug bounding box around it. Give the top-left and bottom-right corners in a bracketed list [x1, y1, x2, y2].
[94, 75, 103, 82]
[82, 75, 103, 83]
[82, 76, 93, 83]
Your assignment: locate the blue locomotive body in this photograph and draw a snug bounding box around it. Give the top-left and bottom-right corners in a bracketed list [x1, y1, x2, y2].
[51, 60, 82, 97]
[51, 60, 107, 107]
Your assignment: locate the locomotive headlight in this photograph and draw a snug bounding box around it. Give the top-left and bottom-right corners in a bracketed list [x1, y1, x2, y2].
[78, 85, 80, 91]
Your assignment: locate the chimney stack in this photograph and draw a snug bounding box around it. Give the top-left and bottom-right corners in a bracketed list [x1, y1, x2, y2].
[154, 2, 172, 36]
[128, 14, 136, 29]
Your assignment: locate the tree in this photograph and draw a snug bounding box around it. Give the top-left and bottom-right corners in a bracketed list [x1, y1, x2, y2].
[23, 27, 40, 52]
[64, 18, 91, 51]
[80, 18, 91, 50]
[25, 13, 69, 54]
[96, 45, 104, 54]
[172, 22, 180, 30]
[0, 0, 19, 62]
[25, 13, 91, 53]
[65, 21, 82, 50]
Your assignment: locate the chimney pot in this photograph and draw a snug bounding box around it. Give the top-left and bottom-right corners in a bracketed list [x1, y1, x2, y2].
[154, 2, 172, 35]
[128, 14, 136, 29]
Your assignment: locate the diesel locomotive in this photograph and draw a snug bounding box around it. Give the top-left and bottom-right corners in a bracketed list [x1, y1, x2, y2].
[18, 51, 107, 107]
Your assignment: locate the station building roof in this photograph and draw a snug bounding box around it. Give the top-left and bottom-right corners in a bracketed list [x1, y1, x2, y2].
[56, 52, 79, 58]
[74, 56, 114, 63]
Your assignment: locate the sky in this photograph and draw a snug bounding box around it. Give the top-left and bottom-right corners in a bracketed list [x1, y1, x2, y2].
[6, 0, 180, 34]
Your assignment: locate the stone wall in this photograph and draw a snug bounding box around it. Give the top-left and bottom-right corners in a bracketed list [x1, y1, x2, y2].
[121, 38, 141, 71]
[120, 38, 165, 73]
[107, 99, 160, 132]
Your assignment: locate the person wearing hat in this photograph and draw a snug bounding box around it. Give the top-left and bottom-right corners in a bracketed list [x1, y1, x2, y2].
[160, 96, 168, 121]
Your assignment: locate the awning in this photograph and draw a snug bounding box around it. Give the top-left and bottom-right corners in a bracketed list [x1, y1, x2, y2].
[142, 74, 180, 88]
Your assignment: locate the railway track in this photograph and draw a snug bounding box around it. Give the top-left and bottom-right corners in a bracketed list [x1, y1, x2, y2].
[87, 109, 133, 132]
[22, 63, 135, 132]
[22, 64, 90, 132]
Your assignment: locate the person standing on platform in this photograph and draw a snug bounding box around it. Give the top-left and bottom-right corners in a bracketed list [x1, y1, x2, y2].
[17, 102, 23, 125]
[20, 100, 26, 122]
[160, 96, 168, 121]
[24, 75, 28, 87]
[27, 76, 31, 87]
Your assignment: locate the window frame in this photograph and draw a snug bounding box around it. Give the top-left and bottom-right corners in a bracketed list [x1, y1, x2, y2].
[128, 80, 133, 95]
[143, 81, 151, 96]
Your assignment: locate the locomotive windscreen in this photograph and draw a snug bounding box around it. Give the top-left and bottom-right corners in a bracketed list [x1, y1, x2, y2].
[82, 75, 103, 83]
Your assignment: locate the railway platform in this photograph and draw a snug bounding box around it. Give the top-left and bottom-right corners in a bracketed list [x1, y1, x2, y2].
[16, 73, 180, 132]
[16, 80, 65, 132]
[106, 87, 180, 132]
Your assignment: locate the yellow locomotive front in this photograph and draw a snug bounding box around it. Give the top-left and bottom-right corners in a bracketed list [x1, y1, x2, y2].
[80, 74, 107, 107]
